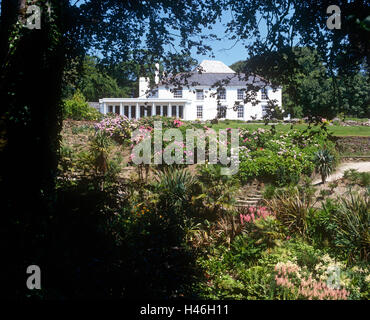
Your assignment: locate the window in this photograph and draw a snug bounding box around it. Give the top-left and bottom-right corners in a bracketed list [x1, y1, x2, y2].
[217, 105, 226, 118]
[173, 88, 182, 98]
[172, 105, 177, 117]
[237, 105, 244, 118]
[196, 89, 204, 100]
[107, 105, 113, 113]
[131, 105, 136, 118]
[147, 106, 152, 117]
[261, 88, 268, 100]
[217, 89, 226, 100]
[140, 105, 145, 118]
[124, 105, 129, 117]
[237, 89, 245, 100]
[196, 105, 203, 119]
[115, 106, 120, 114]
[262, 104, 268, 117]
[156, 105, 161, 116]
[179, 106, 184, 119]
[162, 105, 168, 116]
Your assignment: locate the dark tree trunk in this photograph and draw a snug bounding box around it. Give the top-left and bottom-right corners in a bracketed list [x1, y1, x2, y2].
[0, 0, 65, 298]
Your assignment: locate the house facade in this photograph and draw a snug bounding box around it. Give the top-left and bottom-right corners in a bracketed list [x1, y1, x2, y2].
[98, 60, 283, 121]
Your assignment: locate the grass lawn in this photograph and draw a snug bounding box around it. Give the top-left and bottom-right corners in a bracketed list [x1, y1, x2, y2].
[208, 121, 370, 136]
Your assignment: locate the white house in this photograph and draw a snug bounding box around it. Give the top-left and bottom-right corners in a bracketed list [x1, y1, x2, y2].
[98, 60, 283, 121]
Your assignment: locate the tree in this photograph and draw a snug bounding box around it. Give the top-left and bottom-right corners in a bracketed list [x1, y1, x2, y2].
[230, 47, 369, 119]
[0, 0, 223, 298]
[226, 0, 370, 120]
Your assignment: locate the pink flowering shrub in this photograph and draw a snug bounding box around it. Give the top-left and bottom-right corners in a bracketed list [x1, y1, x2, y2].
[94, 114, 134, 144]
[240, 206, 274, 225]
[274, 261, 350, 300]
[173, 119, 184, 127]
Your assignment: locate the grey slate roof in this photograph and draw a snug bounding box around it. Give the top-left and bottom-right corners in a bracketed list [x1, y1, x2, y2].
[88, 102, 100, 110]
[159, 72, 268, 87]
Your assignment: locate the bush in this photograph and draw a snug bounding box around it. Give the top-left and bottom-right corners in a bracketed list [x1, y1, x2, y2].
[63, 90, 102, 121]
[265, 187, 314, 237]
[323, 190, 370, 263]
[314, 149, 335, 183]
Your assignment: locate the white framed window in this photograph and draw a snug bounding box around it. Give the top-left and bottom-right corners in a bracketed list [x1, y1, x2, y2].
[261, 87, 268, 100]
[196, 105, 203, 119]
[173, 88, 183, 98]
[196, 89, 204, 100]
[237, 105, 244, 118]
[217, 105, 227, 118]
[179, 105, 184, 119]
[217, 89, 226, 100]
[237, 89, 245, 100]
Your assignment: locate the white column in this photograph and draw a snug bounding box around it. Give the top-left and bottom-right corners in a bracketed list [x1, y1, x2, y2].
[160, 105, 163, 116]
[103, 102, 107, 115]
[168, 103, 172, 117]
[129, 105, 132, 119]
[120, 102, 123, 116]
[136, 103, 139, 119]
[152, 103, 155, 117]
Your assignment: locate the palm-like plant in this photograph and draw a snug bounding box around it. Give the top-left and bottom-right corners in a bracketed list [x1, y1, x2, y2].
[154, 166, 196, 210]
[314, 149, 334, 184]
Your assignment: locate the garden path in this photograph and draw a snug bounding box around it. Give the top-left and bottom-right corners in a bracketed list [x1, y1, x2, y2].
[313, 161, 370, 184]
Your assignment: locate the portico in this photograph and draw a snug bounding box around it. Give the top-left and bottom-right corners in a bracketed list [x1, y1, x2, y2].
[99, 98, 190, 120]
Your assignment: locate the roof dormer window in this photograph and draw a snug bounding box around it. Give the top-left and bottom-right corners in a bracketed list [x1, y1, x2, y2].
[196, 89, 204, 100]
[173, 88, 183, 98]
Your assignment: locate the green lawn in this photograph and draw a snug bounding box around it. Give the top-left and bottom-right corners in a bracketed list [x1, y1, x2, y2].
[207, 121, 370, 136]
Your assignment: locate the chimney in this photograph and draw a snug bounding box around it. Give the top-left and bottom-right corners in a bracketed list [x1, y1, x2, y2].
[139, 77, 149, 98]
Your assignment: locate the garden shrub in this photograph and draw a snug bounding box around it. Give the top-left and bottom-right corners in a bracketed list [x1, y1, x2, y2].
[237, 127, 331, 186]
[63, 90, 102, 121]
[323, 190, 370, 263]
[265, 187, 315, 237]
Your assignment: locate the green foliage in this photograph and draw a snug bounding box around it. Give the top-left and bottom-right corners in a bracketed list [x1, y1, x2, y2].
[78, 56, 134, 101]
[265, 187, 315, 237]
[307, 203, 336, 248]
[263, 184, 276, 200]
[238, 127, 331, 186]
[314, 149, 335, 183]
[323, 190, 370, 263]
[63, 90, 102, 121]
[196, 164, 239, 216]
[343, 169, 370, 187]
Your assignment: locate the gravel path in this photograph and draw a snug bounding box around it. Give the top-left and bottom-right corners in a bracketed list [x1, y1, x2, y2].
[313, 161, 370, 184]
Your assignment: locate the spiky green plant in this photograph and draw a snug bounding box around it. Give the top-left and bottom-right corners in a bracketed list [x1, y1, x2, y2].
[314, 149, 335, 184]
[324, 190, 370, 262]
[265, 187, 315, 237]
[154, 166, 196, 210]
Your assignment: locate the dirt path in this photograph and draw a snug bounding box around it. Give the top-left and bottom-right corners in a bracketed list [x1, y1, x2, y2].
[313, 161, 370, 184]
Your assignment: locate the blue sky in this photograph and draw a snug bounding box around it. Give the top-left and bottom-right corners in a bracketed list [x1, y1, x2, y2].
[189, 10, 250, 66]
